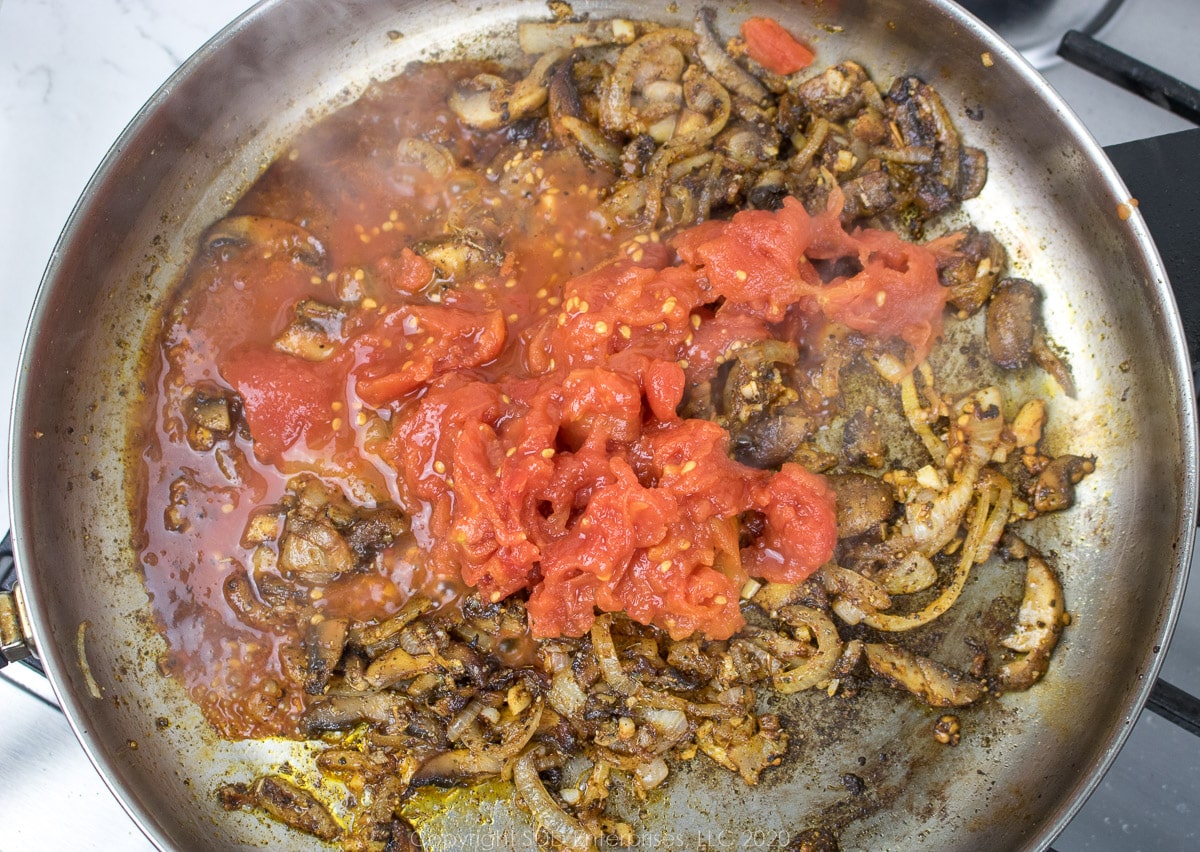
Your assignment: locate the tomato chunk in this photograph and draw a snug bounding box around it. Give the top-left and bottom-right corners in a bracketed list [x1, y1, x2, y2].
[741, 17, 815, 76]
[221, 349, 338, 464]
[744, 463, 838, 583]
[355, 305, 506, 405]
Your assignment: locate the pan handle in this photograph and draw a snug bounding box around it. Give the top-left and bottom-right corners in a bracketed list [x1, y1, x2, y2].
[0, 531, 42, 673]
[1101, 130, 1200, 378]
[1058, 30, 1200, 125]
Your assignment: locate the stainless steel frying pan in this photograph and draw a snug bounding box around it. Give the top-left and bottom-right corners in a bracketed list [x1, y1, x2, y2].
[3, 0, 1195, 849]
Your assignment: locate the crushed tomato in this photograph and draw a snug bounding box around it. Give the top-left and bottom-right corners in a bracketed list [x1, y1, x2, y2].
[369, 195, 944, 640]
[740, 17, 816, 76]
[146, 63, 949, 673]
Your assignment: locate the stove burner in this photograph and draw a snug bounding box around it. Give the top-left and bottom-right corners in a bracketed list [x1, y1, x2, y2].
[959, 0, 1126, 68]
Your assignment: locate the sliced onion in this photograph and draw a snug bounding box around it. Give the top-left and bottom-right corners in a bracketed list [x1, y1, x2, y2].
[548, 668, 587, 718]
[900, 370, 948, 465]
[772, 606, 844, 694]
[641, 707, 688, 741]
[864, 483, 993, 632]
[559, 115, 622, 165]
[490, 699, 544, 761]
[446, 697, 485, 743]
[974, 471, 1013, 565]
[514, 750, 594, 852]
[637, 708, 689, 756]
[634, 757, 670, 791]
[693, 7, 768, 104]
[600, 28, 698, 133]
[590, 615, 636, 693]
[874, 551, 938, 596]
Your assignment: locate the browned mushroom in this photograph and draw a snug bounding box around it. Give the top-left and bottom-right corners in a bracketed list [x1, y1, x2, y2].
[935, 227, 1007, 316]
[1033, 454, 1096, 513]
[204, 215, 326, 268]
[273, 300, 346, 362]
[183, 387, 236, 451]
[303, 617, 349, 695]
[864, 643, 984, 707]
[412, 230, 504, 284]
[279, 515, 356, 578]
[796, 62, 870, 121]
[986, 277, 1039, 369]
[995, 538, 1068, 691]
[842, 406, 886, 468]
[825, 473, 895, 539]
[218, 775, 341, 842]
[302, 692, 405, 734]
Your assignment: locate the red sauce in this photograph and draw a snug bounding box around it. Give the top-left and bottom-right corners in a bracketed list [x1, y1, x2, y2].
[136, 61, 944, 738]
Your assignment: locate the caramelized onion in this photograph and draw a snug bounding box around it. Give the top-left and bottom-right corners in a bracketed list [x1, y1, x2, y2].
[590, 615, 636, 693]
[514, 749, 594, 852]
[548, 668, 587, 717]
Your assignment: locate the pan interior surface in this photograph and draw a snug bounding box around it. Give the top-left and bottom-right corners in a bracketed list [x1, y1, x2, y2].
[9, 0, 1194, 849]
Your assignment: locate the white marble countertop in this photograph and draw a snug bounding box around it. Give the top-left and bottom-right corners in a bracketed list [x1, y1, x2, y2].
[0, 0, 1196, 849]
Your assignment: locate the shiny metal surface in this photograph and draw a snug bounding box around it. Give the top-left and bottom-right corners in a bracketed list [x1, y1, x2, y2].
[5, 0, 1196, 849]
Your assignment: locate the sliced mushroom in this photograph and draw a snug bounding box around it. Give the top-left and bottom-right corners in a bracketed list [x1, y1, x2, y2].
[958, 146, 989, 200]
[747, 168, 789, 210]
[223, 566, 283, 632]
[986, 277, 1039, 369]
[1031, 336, 1077, 398]
[396, 137, 456, 179]
[303, 692, 405, 734]
[218, 775, 341, 842]
[796, 62, 869, 121]
[548, 53, 622, 166]
[204, 215, 326, 268]
[412, 230, 503, 283]
[184, 387, 236, 451]
[842, 406, 886, 468]
[864, 643, 984, 707]
[350, 596, 436, 657]
[303, 617, 349, 695]
[936, 227, 1007, 316]
[344, 506, 409, 564]
[985, 279, 1075, 394]
[279, 515, 356, 578]
[274, 300, 346, 362]
[412, 748, 504, 786]
[886, 76, 961, 193]
[825, 473, 895, 539]
[839, 168, 895, 221]
[448, 48, 567, 130]
[1032, 454, 1096, 514]
[364, 646, 443, 689]
[995, 539, 1067, 691]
